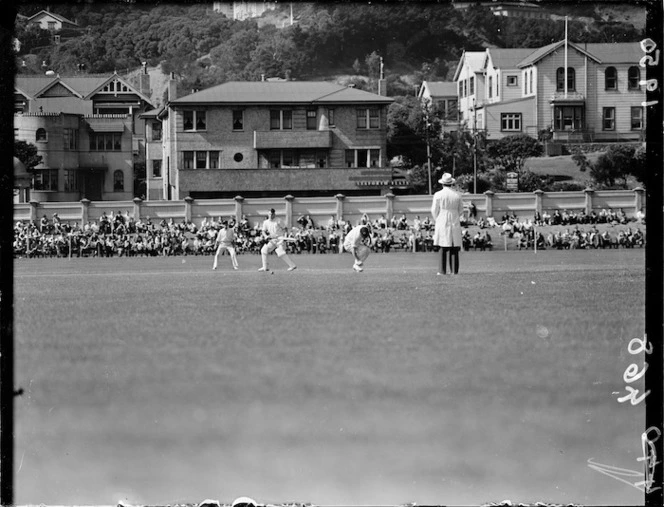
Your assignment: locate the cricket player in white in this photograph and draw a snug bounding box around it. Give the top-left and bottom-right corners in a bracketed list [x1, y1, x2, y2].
[258, 208, 297, 272]
[343, 224, 372, 272]
[212, 221, 239, 270]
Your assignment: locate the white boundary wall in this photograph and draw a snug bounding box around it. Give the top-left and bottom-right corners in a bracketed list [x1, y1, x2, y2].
[15, 189, 645, 229]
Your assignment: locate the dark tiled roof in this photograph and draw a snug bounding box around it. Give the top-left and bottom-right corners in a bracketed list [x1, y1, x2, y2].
[170, 81, 393, 105]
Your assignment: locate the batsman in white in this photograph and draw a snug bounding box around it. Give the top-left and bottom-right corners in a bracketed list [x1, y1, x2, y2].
[212, 220, 239, 270]
[258, 208, 297, 272]
[343, 224, 372, 272]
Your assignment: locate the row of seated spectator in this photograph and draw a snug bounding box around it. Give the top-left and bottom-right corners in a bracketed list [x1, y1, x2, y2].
[498, 225, 645, 250]
[14, 211, 644, 258]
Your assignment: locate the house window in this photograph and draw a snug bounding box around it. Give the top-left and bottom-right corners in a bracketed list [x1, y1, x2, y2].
[183, 110, 206, 131]
[282, 150, 294, 167]
[152, 160, 162, 177]
[556, 67, 576, 91]
[270, 109, 292, 130]
[113, 170, 124, 191]
[47, 21, 56, 30]
[327, 108, 335, 126]
[529, 71, 533, 94]
[628, 66, 641, 90]
[262, 149, 327, 169]
[369, 149, 380, 167]
[631, 107, 644, 130]
[356, 108, 380, 129]
[183, 151, 219, 169]
[345, 149, 355, 167]
[345, 148, 380, 167]
[603, 107, 615, 131]
[209, 151, 219, 169]
[64, 169, 78, 192]
[469, 76, 475, 95]
[36, 128, 47, 142]
[306, 109, 317, 130]
[90, 133, 122, 151]
[152, 122, 162, 141]
[507, 75, 518, 86]
[183, 151, 194, 169]
[554, 106, 584, 130]
[232, 110, 243, 130]
[63, 128, 78, 150]
[488, 76, 493, 98]
[605, 67, 617, 90]
[501, 113, 522, 131]
[33, 169, 58, 191]
[459, 81, 464, 98]
[268, 151, 281, 168]
[196, 151, 207, 169]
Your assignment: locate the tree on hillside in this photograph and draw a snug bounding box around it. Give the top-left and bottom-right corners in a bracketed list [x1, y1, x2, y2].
[486, 135, 543, 174]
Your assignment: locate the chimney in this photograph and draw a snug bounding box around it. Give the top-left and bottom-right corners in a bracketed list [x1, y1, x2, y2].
[139, 62, 150, 96]
[378, 57, 387, 96]
[168, 73, 177, 101]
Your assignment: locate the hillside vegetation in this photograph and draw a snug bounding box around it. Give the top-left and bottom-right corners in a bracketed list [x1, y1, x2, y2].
[16, 2, 645, 95]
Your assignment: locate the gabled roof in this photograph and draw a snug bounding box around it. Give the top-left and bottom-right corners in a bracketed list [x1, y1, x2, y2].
[453, 51, 486, 81]
[14, 74, 153, 106]
[581, 42, 644, 64]
[27, 10, 78, 26]
[486, 48, 537, 70]
[83, 74, 153, 103]
[516, 40, 601, 68]
[15, 75, 107, 99]
[170, 81, 393, 105]
[419, 81, 457, 98]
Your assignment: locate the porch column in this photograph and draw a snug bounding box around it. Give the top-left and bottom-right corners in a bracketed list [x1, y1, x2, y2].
[184, 196, 194, 223]
[484, 190, 495, 218]
[132, 197, 142, 221]
[385, 192, 395, 221]
[29, 199, 39, 224]
[633, 187, 645, 217]
[80, 198, 90, 225]
[284, 195, 295, 229]
[584, 188, 594, 215]
[234, 195, 244, 224]
[534, 189, 544, 215]
[335, 193, 345, 222]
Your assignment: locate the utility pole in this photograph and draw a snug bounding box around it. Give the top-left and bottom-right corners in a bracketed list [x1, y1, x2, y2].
[472, 98, 477, 194]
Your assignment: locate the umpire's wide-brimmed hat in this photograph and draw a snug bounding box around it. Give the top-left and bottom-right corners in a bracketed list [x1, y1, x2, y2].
[439, 173, 455, 185]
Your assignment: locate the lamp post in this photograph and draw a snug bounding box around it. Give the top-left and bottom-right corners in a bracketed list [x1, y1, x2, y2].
[423, 106, 433, 195]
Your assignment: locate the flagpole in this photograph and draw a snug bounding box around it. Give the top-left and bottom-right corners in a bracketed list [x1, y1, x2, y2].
[564, 16, 568, 99]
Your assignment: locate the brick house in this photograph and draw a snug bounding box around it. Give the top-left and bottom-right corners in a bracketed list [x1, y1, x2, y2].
[152, 80, 399, 200]
[14, 73, 154, 202]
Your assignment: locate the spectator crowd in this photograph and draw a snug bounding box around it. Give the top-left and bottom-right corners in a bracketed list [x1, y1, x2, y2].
[13, 207, 644, 259]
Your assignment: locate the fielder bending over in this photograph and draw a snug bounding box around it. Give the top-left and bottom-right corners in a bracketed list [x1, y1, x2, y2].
[258, 208, 297, 272]
[212, 220, 239, 270]
[343, 224, 372, 272]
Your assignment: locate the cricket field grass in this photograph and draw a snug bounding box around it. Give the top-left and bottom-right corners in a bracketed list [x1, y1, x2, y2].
[13, 249, 646, 506]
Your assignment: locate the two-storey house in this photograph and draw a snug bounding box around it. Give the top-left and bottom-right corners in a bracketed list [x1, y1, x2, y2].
[14, 72, 154, 202]
[453, 51, 486, 132]
[154, 80, 396, 199]
[454, 41, 646, 142]
[417, 81, 460, 132]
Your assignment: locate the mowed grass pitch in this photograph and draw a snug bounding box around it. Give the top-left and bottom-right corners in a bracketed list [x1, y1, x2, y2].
[14, 249, 645, 506]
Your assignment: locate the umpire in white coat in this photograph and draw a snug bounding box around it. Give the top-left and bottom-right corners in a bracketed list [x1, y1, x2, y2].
[431, 173, 464, 275]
